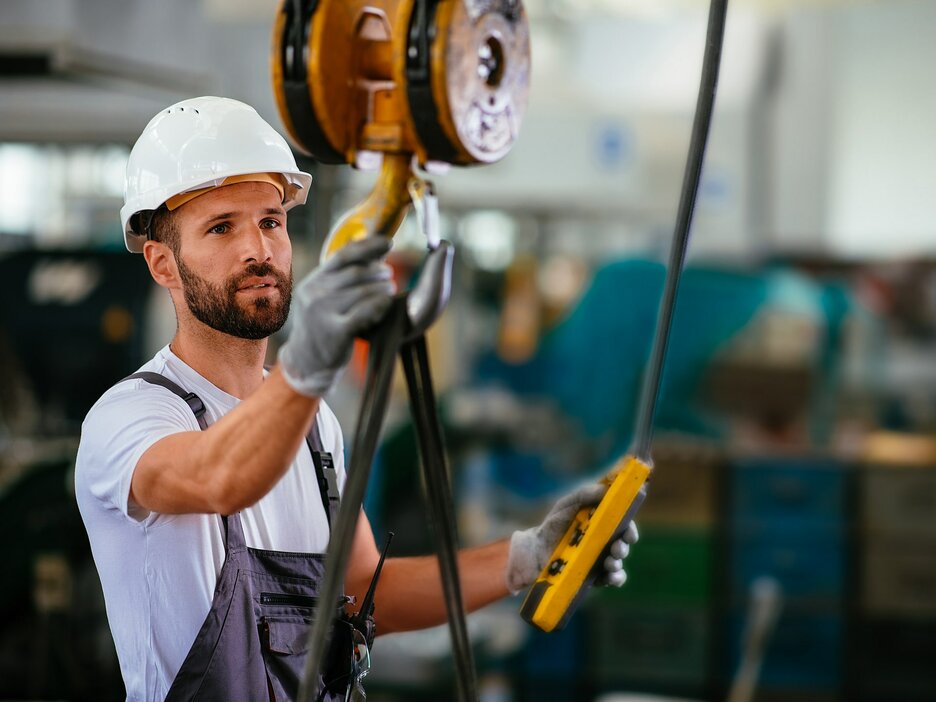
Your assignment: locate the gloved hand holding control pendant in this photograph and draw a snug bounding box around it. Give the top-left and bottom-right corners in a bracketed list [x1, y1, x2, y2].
[506, 483, 639, 594]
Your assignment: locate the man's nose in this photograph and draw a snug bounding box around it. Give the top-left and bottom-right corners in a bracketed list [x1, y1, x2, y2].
[243, 225, 273, 263]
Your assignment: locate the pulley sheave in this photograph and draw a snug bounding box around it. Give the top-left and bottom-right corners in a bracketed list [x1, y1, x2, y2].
[272, 0, 530, 167]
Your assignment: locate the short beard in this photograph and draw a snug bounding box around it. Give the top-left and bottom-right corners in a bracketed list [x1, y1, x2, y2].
[177, 256, 293, 340]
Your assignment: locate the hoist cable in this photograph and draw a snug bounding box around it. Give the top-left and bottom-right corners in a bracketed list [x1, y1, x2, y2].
[631, 0, 730, 462]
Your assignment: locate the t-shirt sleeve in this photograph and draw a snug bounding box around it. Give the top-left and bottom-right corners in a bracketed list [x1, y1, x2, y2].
[76, 383, 201, 523]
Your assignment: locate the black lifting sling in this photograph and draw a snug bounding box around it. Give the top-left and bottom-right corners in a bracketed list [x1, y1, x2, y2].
[297, 293, 477, 702]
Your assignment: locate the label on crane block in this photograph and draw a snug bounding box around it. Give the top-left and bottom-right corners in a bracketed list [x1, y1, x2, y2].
[520, 455, 652, 633]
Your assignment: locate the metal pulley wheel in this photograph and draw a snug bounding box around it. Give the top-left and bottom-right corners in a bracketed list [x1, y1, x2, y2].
[271, 0, 530, 166]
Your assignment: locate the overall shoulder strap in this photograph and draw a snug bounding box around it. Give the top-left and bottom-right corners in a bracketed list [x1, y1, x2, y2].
[122, 371, 208, 430]
[122, 370, 340, 531]
[122, 371, 247, 550]
[263, 364, 338, 527]
[120, 371, 341, 527]
[306, 418, 340, 530]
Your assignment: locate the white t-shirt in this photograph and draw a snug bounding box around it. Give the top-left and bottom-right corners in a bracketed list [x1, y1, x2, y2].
[75, 345, 346, 702]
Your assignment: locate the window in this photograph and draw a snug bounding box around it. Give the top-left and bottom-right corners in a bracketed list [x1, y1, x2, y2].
[0, 143, 128, 249]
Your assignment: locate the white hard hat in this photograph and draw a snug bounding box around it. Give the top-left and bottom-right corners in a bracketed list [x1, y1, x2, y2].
[120, 96, 313, 253]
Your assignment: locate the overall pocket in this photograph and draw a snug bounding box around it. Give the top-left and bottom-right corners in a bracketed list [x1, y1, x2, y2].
[260, 614, 311, 700]
[259, 606, 353, 701]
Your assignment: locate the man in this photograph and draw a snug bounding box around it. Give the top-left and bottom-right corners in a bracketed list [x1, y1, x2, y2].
[75, 96, 637, 701]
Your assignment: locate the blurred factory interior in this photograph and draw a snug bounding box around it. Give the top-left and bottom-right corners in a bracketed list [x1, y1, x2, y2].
[1, 0, 936, 700]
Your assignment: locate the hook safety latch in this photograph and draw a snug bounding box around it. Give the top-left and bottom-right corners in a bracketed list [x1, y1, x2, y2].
[405, 174, 453, 339]
[407, 176, 441, 251]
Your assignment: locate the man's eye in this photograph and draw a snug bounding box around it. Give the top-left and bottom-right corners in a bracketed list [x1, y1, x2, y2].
[208, 223, 229, 235]
[260, 218, 281, 229]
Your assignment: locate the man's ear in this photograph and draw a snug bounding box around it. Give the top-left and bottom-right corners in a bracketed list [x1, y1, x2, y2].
[143, 240, 180, 289]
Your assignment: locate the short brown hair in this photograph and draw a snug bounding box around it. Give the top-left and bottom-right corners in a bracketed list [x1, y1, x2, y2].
[149, 206, 180, 256]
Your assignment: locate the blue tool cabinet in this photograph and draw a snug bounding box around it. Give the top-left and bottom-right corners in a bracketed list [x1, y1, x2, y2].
[726, 455, 850, 697]
[506, 449, 936, 701]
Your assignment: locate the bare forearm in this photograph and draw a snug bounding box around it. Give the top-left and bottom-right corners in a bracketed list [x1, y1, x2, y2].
[370, 540, 511, 635]
[196, 367, 321, 511]
[132, 366, 320, 514]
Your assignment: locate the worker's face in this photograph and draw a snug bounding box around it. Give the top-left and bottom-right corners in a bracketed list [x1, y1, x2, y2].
[172, 182, 293, 340]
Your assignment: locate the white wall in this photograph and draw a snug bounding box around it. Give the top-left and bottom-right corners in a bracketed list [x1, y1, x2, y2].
[767, 8, 836, 253]
[4, 0, 935, 260]
[429, 7, 773, 259]
[770, 0, 936, 259]
[826, 0, 936, 258]
[0, 0, 285, 142]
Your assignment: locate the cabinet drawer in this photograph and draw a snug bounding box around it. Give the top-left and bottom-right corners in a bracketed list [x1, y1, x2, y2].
[728, 612, 842, 690]
[587, 600, 710, 687]
[616, 527, 714, 606]
[862, 535, 936, 616]
[519, 614, 584, 676]
[861, 467, 936, 535]
[851, 617, 936, 701]
[731, 457, 847, 526]
[731, 528, 845, 603]
[639, 442, 722, 527]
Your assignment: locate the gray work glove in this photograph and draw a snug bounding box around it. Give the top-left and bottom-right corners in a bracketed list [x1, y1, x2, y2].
[506, 483, 639, 594]
[279, 238, 396, 397]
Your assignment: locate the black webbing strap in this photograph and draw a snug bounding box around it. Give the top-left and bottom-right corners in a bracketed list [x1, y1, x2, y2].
[123, 372, 209, 430]
[298, 299, 410, 702]
[307, 434, 340, 529]
[121, 371, 339, 529]
[297, 296, 478, 702]
[399, 334, 477, 701]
